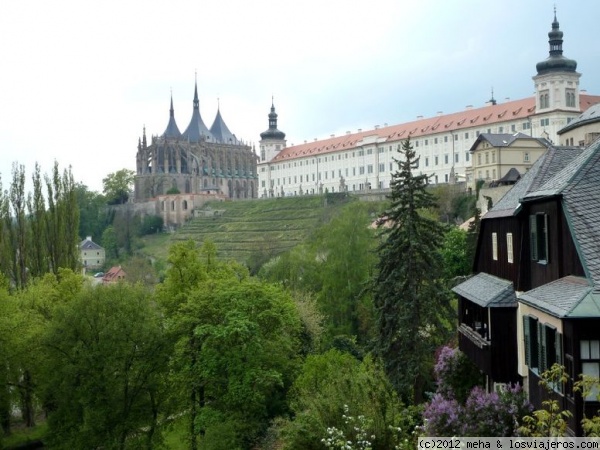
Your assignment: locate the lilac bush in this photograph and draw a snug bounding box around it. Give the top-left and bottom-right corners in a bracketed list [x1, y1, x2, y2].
[424, 346, 532, 437]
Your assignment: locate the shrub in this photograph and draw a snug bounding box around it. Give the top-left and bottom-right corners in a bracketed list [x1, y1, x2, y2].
[434, 346, 483, 403]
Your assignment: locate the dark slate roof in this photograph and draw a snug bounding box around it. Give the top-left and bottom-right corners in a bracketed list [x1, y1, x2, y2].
[497, 167, 521, 183]
[483, 146, 583, 219]
[181, 83, 213, 143]
[469, 132, 546, 153]
[519, 276, 597, 317]
[162, 95, 181, 139]
[558, 103, 600, 135]
[523, 138, 600, 287]
[80, 237, 103, 250]
[209, 108, 240, 145]
[452, 272, 517, 308]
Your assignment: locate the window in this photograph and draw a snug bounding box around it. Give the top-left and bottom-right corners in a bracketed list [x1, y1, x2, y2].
[425, 157, 429, 167]
[359, 166, 365, 175]
[454, 134, 458, 141]
[566, 89, 576, 108]
[541, 118, 550, 127]
[507, 233, 514, 263]
[455, 153, 459, 163]
[492, 152, 496, 163]
[478, 154, 482, 165]
[498, 126, 504, 133]
[540, 90, 550, 109]
[367, 148, 373, 155]
[367, 165, 373, 174]
[523, 122, 531, 130]
[415, 141, 419, 147]
[434, 138, 438, 144]
[444, 174, 448, 183]
[464, 132, 469, 139]
[492, 232, 498, 260]
[524, 152, 530, 162]
[580, 340, 600, 401]
[476, 131, 480, 137]
[511, 124, 516, 132]
[425, 139, 429, 146]
[434, 156, 439, 166]
[523, 315, 539, 370]
[444, 154, 449, 164]
[465, 152, 470, 162]
[444, 136, 448, 143]
[485, 153, 489, 164]
[379, 163, 385, 172]
[530, 213, 549, 263]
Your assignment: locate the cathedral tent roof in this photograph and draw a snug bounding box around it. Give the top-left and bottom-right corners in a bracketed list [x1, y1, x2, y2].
[182, 81, 213, 143]
[210, 107, 240, 145]
[162, 95, 181, 138]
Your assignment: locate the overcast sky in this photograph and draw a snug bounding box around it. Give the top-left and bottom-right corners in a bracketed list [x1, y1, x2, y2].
[1, 0, 599, 193]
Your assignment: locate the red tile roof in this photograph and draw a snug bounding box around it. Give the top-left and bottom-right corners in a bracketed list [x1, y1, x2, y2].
[102, 266, 126, 283]
[270, 94, 600, 162]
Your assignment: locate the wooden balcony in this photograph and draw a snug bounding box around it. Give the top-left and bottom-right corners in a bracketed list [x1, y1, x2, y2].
[459, 324, 492, 375]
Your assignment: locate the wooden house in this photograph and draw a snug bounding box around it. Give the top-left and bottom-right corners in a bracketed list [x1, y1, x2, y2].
[453, 139, 600, 435]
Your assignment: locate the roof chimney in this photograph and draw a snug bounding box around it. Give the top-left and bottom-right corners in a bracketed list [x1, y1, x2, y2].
[358, 128, 362, 133]
[375, 125, 379, 129]
[330, 134, 335, 138]
[346, 131, 351, 135]
[437, 111, 443, 116]
[417, 115, 423, 119]
[466, 105, 473, 110]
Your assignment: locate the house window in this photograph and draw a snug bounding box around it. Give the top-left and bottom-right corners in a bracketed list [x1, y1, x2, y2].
[580, 340, 600, 401]
[523, 122, 531, 130]
[524, 152, 530, 162]
[444, 136, 448, 143]
[454, 134, 458, 141]
[540, 118, 550, 127]
[492, 232, 498, 261]
[537, 324, 562, 389]
[540, 90, 550, 109]
[530, 213, 549, 263]
[434, 138, 438, 144]
[444, 154, 449, 164]
[499, 126, 504, 133]
[465, 152, 470, 162]
[435, 156, 439, 166]
[485, 153, 489, 164]
[478, 154, 482, 165]
[455, 153, 459, 163]
[425, 139, 429, 146]
[367, 165, 373, 174]
[523, 315, 539, 370]
[425, 157, 429, 167]
[507, 233, 514, 263]
[492, 152, 496, 163]
[379, 163, 385, 172]
[511, 124, 516, 132]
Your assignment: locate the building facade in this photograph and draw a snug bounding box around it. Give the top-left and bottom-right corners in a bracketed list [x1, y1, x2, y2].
[257, 13, 600, 197]
[79, 236, 105, 270]
[134, 81, 258, 203]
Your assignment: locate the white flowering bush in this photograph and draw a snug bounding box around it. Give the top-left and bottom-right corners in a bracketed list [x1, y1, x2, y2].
[322, 405, 374, 450]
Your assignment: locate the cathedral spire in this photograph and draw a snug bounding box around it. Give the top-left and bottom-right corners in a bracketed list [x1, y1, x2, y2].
[142, 125, 147, 148]
[182, 75, 213, 143]
[162, 91, 181, 138]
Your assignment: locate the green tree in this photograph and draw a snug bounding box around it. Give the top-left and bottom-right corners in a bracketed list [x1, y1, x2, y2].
[372, 138, 453, 403]
[314, 202, 377, 344]
[440, 227, 471, 282]
[41, 283, 170, 449]
[102, 225, 119, 260]
[75, 182, 110, 241]
[103, 169, 135, 205]
[282, 350, 415, 450]
[158, 241, 301, 449]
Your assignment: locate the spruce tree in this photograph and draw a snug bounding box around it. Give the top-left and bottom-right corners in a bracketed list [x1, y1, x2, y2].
[373, 138, 453, 403]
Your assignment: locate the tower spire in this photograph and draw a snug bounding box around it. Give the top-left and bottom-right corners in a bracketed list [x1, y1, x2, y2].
[535, 8, 577, 75]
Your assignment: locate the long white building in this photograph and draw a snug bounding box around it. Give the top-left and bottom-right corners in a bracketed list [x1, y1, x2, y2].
[258, 12, 600, 197]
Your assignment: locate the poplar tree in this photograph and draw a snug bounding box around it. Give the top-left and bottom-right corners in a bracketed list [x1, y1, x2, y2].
[373, 138, 453, 403]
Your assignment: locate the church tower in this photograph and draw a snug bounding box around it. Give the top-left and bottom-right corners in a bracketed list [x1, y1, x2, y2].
[259, 99, 286, 163]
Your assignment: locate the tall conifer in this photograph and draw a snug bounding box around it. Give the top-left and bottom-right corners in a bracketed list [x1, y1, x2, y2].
[373, 138, 453, 403]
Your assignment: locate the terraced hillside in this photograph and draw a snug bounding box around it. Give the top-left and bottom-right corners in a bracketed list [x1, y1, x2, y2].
[171, 195, 350, 263]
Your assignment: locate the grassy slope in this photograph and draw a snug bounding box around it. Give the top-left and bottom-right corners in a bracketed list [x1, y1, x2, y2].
[139, 195, 353, 265]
